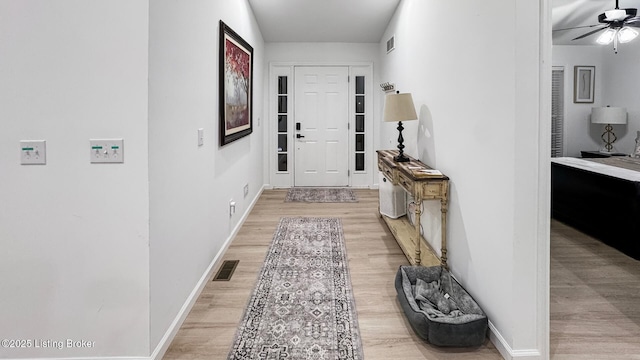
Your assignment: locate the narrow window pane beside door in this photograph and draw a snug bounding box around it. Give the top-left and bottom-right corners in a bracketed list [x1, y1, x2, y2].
[278, 76, 287, 95]
[278, 96, 287, 113]
[278, 115, 287, 132]
[278, 154, 287, 172]
[356, 76, 365, 94]
[355, 153, 365, 171]
[278, 134, 288, 152]
[356, 134, 364, 152]
[356, 115, 365, 132]
[355, 96, 365, 114]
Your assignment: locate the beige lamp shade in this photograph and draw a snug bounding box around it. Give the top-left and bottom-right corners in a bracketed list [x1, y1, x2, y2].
[384, 93, 418, 122]
[591, 106, 627, 124]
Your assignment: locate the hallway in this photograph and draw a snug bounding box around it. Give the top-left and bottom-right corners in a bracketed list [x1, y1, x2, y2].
[163, 189, 501, 359]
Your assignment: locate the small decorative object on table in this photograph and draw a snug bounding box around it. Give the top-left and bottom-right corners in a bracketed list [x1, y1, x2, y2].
[633, 130, 640, 158]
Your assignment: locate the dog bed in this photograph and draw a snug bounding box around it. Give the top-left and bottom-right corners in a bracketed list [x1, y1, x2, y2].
[394, 265, 488, 347]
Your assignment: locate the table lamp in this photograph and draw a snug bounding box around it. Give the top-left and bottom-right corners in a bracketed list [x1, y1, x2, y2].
[384, 92, 418, 162]
[591, 106, 627, 153]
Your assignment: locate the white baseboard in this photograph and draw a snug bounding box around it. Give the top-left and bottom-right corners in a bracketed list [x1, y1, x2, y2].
[489, 321, 542, 360]
[150, 185, 265, 360]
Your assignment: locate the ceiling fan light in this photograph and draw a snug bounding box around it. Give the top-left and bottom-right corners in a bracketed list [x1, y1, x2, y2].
[605, 9, 627, 21]
[597, 28, 617, 44]
[618, 27, 638, 43]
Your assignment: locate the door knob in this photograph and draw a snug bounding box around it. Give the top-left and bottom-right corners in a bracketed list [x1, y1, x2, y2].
[296, 134, 305, 139]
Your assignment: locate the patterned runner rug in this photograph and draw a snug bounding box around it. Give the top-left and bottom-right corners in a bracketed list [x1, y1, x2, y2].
[227, 217, 363, 360]
[285, 188, 358, 203]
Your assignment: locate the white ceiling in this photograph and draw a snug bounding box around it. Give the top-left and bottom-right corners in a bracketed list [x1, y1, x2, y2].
[248, 0, 640, 45]
[553, 0, 640, 45]
[247, 0, 401, 42]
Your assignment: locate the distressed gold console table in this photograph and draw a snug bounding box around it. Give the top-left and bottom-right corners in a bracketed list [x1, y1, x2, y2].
[377, 150, 450, 268]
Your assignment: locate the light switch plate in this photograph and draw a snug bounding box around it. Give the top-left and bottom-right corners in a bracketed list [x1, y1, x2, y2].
[20, 140, 46, 165]
[90, 139, 124, 163]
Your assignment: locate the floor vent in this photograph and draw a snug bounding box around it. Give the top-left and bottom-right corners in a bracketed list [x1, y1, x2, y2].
[213, 260, 239, 281]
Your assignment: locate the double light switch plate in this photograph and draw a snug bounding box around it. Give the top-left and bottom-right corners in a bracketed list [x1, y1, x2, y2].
[20, 140, 46, 165]
[90, 139, 124, 163]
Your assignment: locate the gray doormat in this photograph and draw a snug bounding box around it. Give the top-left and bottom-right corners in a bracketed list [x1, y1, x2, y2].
[227, 217, 363, 359]
[284, 187, 358, 203]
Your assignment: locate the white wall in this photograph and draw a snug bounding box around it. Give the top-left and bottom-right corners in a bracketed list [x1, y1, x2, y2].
[0, 1, 265, 358]
[149, 0, 264, 353]
[265, 42, 379, 64]
[552, 45, 605, 156]
[601, 44, 640, 154]
[380, 0, 547, 357]
[0, 1, 150, 358]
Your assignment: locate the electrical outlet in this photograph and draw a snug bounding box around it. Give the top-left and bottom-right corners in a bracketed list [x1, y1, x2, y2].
[229, 200, 236, 217]
[198, 128, 204, 146]
[244, 184, 249, 198]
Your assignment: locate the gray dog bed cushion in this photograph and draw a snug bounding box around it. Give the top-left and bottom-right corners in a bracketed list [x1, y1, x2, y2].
[394, 265, 488, 347]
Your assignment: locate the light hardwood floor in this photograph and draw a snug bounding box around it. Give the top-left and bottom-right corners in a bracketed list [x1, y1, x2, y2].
[550, 219, 640, 360]
[163, 190, 640, 359]
[163, 189, 501, 359]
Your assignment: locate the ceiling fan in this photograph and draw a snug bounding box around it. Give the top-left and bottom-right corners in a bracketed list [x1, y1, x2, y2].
[555, 0, 640, 53]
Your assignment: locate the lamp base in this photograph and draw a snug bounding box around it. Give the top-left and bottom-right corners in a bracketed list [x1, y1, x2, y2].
[393, 120, 411, 163]
[599, 148, 620, 154]
[601, 124, 618, 153]
[394, 154, 411, 162]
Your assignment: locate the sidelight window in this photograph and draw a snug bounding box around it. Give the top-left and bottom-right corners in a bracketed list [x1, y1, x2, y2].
[277, 76, 288, 171]
[354, 76, 366, 171]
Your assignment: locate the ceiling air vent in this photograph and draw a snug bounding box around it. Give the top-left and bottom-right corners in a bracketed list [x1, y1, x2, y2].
[386, 35, 395, 53]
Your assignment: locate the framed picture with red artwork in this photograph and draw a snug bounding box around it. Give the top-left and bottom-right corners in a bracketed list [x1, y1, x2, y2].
[219, 20, 253, 145]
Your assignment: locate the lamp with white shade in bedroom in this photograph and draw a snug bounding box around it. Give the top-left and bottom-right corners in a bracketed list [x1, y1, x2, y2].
[591, 106, 627, 153]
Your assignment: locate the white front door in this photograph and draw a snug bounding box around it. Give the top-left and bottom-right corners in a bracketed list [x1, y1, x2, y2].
[294, 66, 349, 187]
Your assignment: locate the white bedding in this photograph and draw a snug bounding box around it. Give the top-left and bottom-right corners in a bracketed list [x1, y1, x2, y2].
[552, 157, 640, 182]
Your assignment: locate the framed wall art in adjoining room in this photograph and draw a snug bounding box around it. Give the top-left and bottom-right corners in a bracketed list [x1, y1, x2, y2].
[219, 20, 253, 145]
[573, 65, 595, 103]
